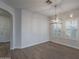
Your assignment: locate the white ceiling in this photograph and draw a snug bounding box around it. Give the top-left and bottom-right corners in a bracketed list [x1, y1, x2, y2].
[2, 0, 79, 16]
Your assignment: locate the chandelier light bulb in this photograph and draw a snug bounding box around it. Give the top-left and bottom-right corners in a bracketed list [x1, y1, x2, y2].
[70, 14, 73, 18]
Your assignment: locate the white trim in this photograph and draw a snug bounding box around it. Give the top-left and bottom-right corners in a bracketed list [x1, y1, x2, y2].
[50, 39, 79, 49]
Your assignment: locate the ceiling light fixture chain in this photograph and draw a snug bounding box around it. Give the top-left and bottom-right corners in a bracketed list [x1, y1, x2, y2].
[55, 5, 57, 21]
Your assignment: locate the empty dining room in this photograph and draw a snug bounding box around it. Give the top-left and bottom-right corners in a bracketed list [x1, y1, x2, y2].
[0, 0, 79, 59]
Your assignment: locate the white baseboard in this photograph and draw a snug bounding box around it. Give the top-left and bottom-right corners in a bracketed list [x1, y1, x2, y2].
[11, 39, 79, 50]
[21, 40, 49, 49]
[11, 40, 49, 50]
[50, 39, 79, 49]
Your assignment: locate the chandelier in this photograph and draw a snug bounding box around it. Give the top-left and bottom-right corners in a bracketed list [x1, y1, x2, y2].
[46, 0, 62, 24]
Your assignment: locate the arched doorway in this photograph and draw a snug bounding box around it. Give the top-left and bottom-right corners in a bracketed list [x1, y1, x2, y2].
[0, 8, 13, 57]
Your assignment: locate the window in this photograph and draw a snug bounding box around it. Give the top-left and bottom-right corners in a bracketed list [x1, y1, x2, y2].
[51, 19, 78, 40]
[51, 23, 62, 39]
[65, 20, 78, 40]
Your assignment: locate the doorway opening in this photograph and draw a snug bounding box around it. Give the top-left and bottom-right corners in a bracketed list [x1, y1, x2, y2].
[0, 8, 13, 58]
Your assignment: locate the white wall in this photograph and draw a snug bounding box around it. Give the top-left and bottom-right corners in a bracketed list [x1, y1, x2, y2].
[0, 0, 49, 49]
[14, 8, 21, 48]
[0, 15, 10, 42]
[21, 10, 49, 48]
[0, 1, 49, 49]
